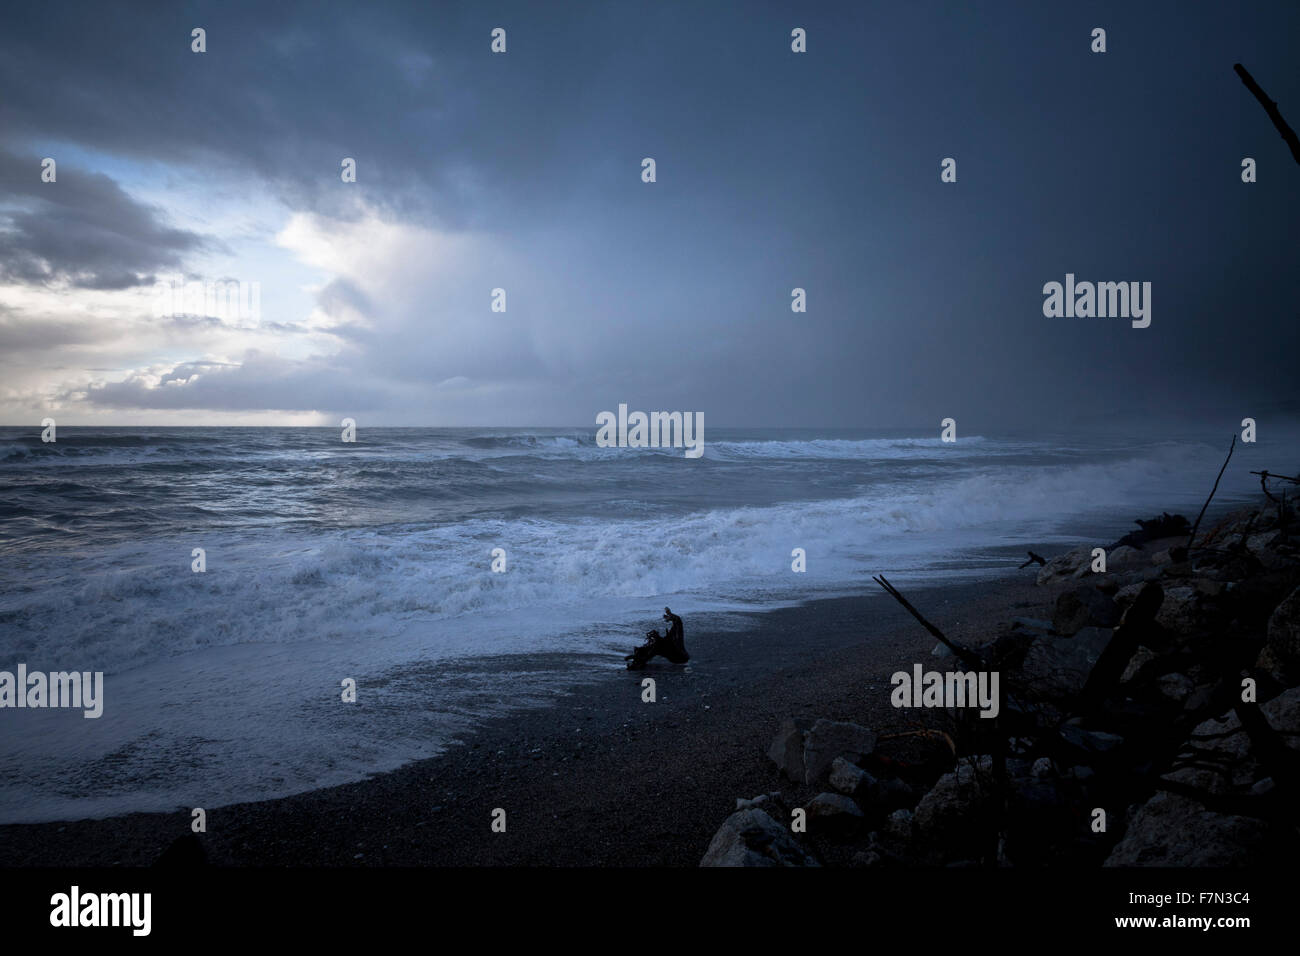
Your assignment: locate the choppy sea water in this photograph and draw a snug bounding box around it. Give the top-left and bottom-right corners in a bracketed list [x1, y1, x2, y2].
[0, 425, 1280, 822]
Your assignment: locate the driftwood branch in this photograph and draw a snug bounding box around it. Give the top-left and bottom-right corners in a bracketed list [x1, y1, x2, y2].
[1018, 551, 1046, 569]
[1187, 434, 1235, 550]
[1235, 63, 1300, 166]
[872, 575, 982, 669]
[1251, 470, 1300, 483]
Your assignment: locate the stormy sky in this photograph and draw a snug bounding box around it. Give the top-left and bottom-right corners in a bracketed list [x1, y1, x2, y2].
[1, 0, 1297, 429]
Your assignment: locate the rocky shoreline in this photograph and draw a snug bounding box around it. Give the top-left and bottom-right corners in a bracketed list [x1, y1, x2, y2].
[703, 497, 1300, 867]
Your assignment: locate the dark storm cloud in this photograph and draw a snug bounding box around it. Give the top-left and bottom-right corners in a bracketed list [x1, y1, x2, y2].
[3, 0, 1299, 426]
[0, 151, 211, 289]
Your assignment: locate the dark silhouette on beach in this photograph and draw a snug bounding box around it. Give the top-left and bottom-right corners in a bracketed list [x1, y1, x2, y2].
[625, 607, 690, 669]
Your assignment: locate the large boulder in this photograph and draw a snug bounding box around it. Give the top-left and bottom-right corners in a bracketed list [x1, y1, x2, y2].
[1036, 546, 1094, 586]
[1155, 586, 1200, 634]
[1016, 626, 1114, 699]
[802, 719, 877, 786]
[1103, 792, 1267, 866]
[806, 792, 865, 822]
[1256, 585, 1300, 684]
[912, 755, 995, 859]
[1053, 584, 1120, 635]
[700, 808, 819, 867]
[1107, 545, 1144, 566]
[828, 756, 873, 796]
[767, 717, 812, 782]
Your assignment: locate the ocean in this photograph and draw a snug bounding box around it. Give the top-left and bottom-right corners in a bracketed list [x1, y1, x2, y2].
[0, 425, 1277, 822]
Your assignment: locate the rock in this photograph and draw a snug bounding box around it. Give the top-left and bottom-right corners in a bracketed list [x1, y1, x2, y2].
[1036, 546, 1093, 585]
[1031, 757, 1054, 778]
[1114, 583, 1146, 612]
[985, 629, 1037, 670]
[1103, 791, 1266, 866]
[883, 808, 914, 844]
[1155, 586, 1200, 633]
[851, 850, 885, 867]
[931, 641, 954, 658]
[1163, 686, 1300, 796]
[913, 756, 994, 858]
[1108, 545, 1143, 566]
[1016, 626, 1114, 698]
[767, 717, 811, 782]
[1153, 549, 1173, 566]
[700, 808, 819, 867]
[1120, 645, 1158, 684]
[1193, 578, 1226, 598]
[802, 719, 877, 786]
[1246, 531, 1281, 555]
[806, 792, 865, 821]
[1256, 585, 1300, 684]
[1059, 722, 1124, 754]
[1053, 584, 1120, 635]
[1105, 688, 1300, 867]
[828, 756, 873, 796]
[736, 794, 770, 811]
[1157, 673, 1195, 703]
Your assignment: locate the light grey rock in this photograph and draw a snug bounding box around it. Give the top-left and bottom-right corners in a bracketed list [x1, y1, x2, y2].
[1108, 545, 1143, 565]
[806, 792, 865, 820]
[767, 717, 810, 782]
[913, 756, 994, 855]
[828, 756, 873, 796]
[1017, 626, 1114, 698]
[802, 719, 877, 786]
[1257, 586, 1300, 684]
[1036, 546, 1094, 585]
[700, 808, 819, 867]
